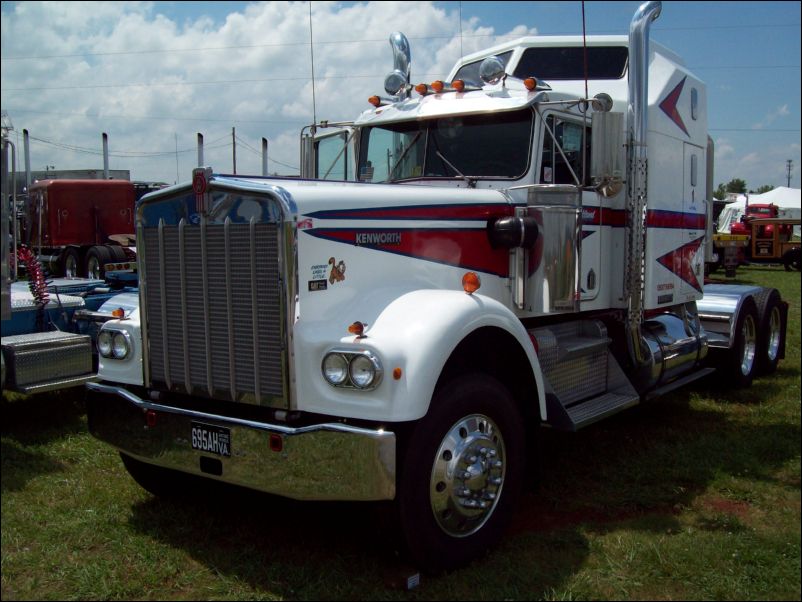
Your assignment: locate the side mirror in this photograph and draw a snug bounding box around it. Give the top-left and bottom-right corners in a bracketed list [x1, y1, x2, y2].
[590, 111, 624, 197]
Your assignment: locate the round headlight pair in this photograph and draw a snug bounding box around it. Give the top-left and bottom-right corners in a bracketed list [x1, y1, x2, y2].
[322, 350, 382, 390]
[98, 330, 131, 359]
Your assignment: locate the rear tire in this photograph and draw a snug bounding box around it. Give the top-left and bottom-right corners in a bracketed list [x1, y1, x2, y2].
[85, 245, 112, 280]
[60, 247, 83, 277]
[108, 244, 128, 263]
[396, 374, 525, 573]
[723, 296, 759, 388]
[753, 289, 784, 376]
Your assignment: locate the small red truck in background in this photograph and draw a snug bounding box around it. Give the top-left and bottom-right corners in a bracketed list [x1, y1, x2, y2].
[23, 179, 136, 278]
[730, 203, 780, 235]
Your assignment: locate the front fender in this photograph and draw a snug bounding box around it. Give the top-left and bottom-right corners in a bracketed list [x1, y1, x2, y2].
[294, 289, 545, 423]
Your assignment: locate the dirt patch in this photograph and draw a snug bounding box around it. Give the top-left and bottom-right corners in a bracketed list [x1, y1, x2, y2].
[701, 496, 751, 521]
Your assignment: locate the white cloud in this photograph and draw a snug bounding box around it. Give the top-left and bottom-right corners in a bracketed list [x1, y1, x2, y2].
[5, 1, 516, 181]
[2, 1, 798, 190]
[752, 104, 791, 130]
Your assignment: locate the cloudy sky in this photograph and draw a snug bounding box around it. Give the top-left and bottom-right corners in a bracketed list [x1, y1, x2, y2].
[1, 1, 800, 191]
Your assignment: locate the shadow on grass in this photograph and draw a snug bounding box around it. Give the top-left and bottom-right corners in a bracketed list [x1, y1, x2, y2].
[0, 388, 88, 493]
[525, 388, 800, 533]
[120, 384, 799, 599]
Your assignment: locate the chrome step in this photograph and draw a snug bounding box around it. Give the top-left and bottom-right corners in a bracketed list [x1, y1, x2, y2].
[546, 389, 640, 432]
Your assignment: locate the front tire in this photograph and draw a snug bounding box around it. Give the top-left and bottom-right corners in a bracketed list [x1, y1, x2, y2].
[396, 374, 525, 573]
[783, 248, 801, 271]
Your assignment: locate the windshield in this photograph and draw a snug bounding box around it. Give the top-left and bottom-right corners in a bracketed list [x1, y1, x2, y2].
[358, 108, 533, 183]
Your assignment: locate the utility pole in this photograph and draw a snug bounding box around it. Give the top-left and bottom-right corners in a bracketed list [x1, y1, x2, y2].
[232, 127, 237, 175]
[787, 159, 793, 187]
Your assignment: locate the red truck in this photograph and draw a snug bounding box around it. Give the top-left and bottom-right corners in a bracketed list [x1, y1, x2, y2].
[730, 202, 780, 235]
[22, 179, 136, 278]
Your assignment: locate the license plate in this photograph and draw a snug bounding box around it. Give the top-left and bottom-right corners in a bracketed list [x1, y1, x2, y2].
[191, 422, 231, 457]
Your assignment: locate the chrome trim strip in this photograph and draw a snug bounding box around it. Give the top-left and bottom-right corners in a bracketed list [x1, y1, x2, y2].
[157, 218, 171, 389]
[250, 217, 261, 402]
[138, 205, 151, 387]
[201, 215, 213, 396]
[178, 218, 191, 394]
[19, 374, 99, 394]
[224, 217, 237, 400]
[697, 312, 730, 322]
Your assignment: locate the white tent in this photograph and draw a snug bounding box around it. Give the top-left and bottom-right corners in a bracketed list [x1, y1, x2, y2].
[717, 187, 802, 233]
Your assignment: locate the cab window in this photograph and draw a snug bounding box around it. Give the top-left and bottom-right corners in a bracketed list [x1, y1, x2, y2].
[540, 115, 591, 186]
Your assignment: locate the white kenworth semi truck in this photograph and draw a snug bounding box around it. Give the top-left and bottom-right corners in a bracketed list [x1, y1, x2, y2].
[87, 2, 788, 572]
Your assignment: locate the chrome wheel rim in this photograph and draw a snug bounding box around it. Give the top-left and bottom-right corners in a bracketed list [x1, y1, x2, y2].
[430, 413, 505, 538]
[64, 254, 78, 277]
[767, 307, 781, 362]
[740, 314, 757, 376]
[87, 257, 101, 279]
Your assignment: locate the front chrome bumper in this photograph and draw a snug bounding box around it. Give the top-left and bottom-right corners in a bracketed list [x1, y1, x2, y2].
[86, 382, 396, 501]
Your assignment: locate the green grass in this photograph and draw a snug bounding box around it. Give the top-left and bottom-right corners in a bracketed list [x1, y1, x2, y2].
[2, 265, 800, 600]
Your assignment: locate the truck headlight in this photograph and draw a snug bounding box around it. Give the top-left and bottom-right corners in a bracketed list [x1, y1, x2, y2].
[111, 331, 131, 359]
[322, 353, 349, 386]
[322, 350, 383, 390]
[97, 330, 113, 357]
[349, 353, 380, 389]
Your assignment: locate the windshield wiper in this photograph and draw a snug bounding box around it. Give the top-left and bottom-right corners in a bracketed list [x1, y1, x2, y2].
[435, 150, 477, 188]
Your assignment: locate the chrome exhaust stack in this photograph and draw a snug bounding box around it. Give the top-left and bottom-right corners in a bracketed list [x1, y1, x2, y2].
[625, 1, 662, 387]
[383, 32, 412, 100]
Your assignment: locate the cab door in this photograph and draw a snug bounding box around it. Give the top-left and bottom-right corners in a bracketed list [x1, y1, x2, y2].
[681, 143, 706, 299]
[539, 113, 600, 301]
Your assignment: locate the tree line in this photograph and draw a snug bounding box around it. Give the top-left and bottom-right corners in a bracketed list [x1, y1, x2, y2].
[714, 179, 775, 200]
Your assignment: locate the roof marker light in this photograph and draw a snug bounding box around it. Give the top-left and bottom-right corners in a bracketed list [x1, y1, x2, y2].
[368, 95, 382, 107]
[415, 83, 429, 96]
[431, 80, 445, 93]
[524, 77, 538, 91]
[452, 79, 465, 93]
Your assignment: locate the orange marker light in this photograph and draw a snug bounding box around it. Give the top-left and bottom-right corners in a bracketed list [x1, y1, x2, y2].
[112, 307, 125, 318]
[462, 272, 481, 294]
[415, 83, 428, 96]
[452, 79, 465, 93]
[524, 77, 538, 91]
[368, 95, 381, 107]
[348, 321, 366, 336]
[431, 80, 445, 93]
[393, 367, 403, 380]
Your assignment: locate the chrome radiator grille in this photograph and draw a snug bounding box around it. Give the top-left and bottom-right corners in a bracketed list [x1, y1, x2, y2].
[142, 218, 286, 405]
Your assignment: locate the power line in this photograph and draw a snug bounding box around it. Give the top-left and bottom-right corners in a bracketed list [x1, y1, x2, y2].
[3, 24, 798, 61]
[3, 63, 796, 94]
[3, 107, 307, 125]
[709, 128, 801, 133]
[1, 73, 443, 92]
[235, 134, 298, 171]
[27, 133, 232, 158]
